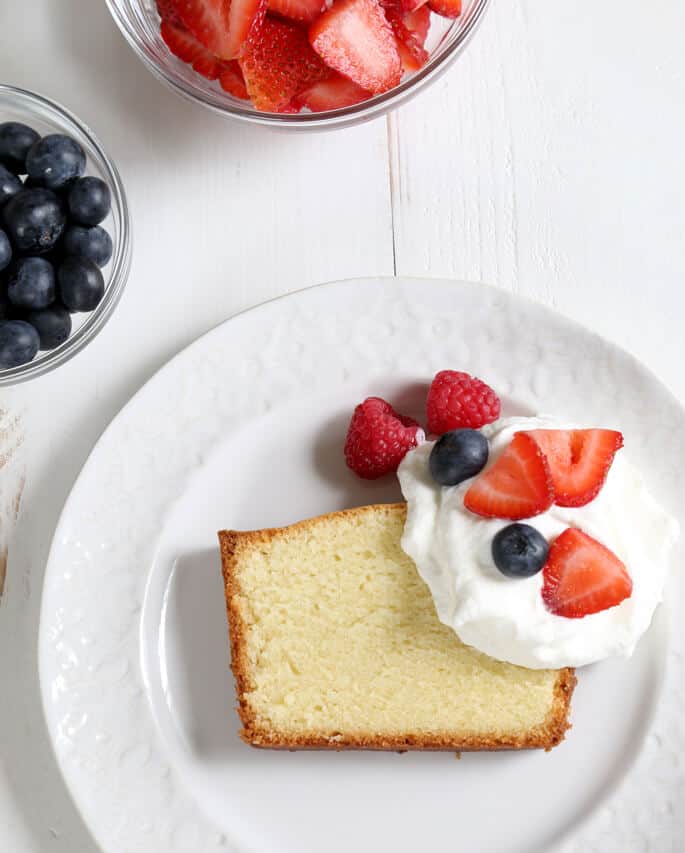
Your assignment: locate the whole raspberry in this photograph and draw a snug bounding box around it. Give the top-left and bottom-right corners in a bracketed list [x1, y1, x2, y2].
[426, 370, 500, 434]
[344, 397, 425, 479]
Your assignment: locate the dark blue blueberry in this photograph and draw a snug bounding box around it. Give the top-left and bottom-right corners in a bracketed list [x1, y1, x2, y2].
[0, 284, 12, 321]
[2, 188, 66, 254]
[429, 429, 489, 486]
[68, 176, 111, 226]
[26, 303, 72, 350]
[0, 320, 40, 368]
[492, 523, 549, 579]
[0, 164, 23, 207]
[0, 122, 40, 173]
[58, 256, 104, 312]
[63, 224, 112, 267]
[26, 134, 86, 190]
[7, 257, 56, 309]
[0, 228, 11, 272]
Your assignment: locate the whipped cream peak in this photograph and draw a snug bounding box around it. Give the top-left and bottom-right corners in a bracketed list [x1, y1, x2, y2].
[398, 416, 679, 669]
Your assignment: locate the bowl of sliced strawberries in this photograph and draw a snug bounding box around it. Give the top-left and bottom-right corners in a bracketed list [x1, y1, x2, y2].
[106, 0, 490, 127]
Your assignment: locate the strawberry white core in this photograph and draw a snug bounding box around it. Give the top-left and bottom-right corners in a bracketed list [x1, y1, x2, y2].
[398, 415, 679, 669]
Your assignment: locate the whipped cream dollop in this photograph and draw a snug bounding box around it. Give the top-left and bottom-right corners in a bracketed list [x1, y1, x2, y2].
[398, 416, 679, 669]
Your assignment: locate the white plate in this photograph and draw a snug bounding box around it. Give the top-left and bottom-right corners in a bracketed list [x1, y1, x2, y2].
[39, 278, 685, 853]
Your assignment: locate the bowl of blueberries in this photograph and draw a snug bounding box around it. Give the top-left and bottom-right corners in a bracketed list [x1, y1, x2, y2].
[0, 84, 131, 384]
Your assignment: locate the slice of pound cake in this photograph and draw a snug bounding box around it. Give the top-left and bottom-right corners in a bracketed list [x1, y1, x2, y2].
[218, 504, 575, 751]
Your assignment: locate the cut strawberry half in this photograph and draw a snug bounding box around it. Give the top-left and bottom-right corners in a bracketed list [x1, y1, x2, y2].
[161, 18, 226, 79]
[427, 0, 460, 18]
[219, 61, 249, 98]
[404, 3, 430, 40]
[525, 429, 624, 507]
[268, 0, 325, 23]
[542, 528, 632, 618]
[385, 3, 430, 72]
[464, 433, 554, 520]
[309, 0, 402, 95]
[294, 73, 371, 111]
[173, 0, 266, 60]
[240, 17, 328, 111]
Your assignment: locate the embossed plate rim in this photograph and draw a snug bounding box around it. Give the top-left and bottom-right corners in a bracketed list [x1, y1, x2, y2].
[38, 277, 685, 853]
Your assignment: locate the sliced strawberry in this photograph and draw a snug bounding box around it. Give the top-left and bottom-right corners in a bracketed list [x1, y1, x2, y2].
[464, 433, 554, 520]
[239, 17, 328, 111]
[404, 3, 430, 40]
[161, 18, 225, 79]
[400, 0, 428, 11]
[294, 73, 371, 111]
[525, 429, 624, 508]
[380, 0, 428, 15]
[427, 0, 460, 17]
[309, 0, 402, 95]
[219, 61, 249, 98]
[173, 0, 266, 60]
[385, 3, 429, 72]
[542, 528, 632, 618]
[157, 0, 183, 24]
[268, 0, 325, 23]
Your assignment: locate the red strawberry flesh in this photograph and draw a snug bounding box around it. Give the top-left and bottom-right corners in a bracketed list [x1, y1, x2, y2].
[268, 0, 325, 23]
[240, 17, 328, 111]
[161, 18, 227, 79]
[309, 0, 402, 95]
[173, 0, 266, 60]
[464, 432, 554, 520]
[542, 528, 632, 618]
[525, 429, 624, 507]
[384, 2, 429, 72]
[294, 73, 371, 111]
[427, 0, 460, 18]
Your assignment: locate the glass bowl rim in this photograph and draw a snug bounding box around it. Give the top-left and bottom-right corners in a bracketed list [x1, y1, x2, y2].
[105, 0, 491, 129]
[0, 83, 132, 387]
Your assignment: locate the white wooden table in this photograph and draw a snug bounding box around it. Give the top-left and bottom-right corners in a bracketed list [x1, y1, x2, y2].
[1, 0, 684, 849]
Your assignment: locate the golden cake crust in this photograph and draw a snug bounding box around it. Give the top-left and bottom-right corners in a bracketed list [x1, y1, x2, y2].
[219, 504, 576, 752]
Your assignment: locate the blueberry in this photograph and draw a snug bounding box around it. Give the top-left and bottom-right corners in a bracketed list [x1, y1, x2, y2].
[0, 320, 40, 368]
[26, 303, 72, 350]
[0, 285, 12, 321]
[0, 122, 40, 173]
[26, 134, 86, 190]
[0, 164, 23, 207]
[492, 523, 549, 579]
[68, 176, 111, 226]
[2, 188, 66, 254]
[63, 224, 112, 267]
[58, 257, 104, 312]
[429, 429, 489, 486]
[0, 228, 11, 272]
[7, 257, 56, 309]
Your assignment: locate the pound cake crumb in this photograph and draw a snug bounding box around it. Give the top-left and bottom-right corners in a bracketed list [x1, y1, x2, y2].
[219, 504, 575, 751]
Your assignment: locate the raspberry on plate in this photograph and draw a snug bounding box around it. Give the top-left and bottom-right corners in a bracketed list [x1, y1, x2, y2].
[426, 369, 500, 435]
[525, 428, 624, 508]
[344, 396, 424, 479]
[542, 528, 633, 618]
[463, 432, 554, 520]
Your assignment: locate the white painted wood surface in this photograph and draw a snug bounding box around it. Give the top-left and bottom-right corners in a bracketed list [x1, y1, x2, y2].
[0, 0, 683, 849]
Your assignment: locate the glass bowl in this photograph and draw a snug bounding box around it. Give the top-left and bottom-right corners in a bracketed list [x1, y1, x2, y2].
[0, 85, 131, 386]
[106, 0, 491, 130]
